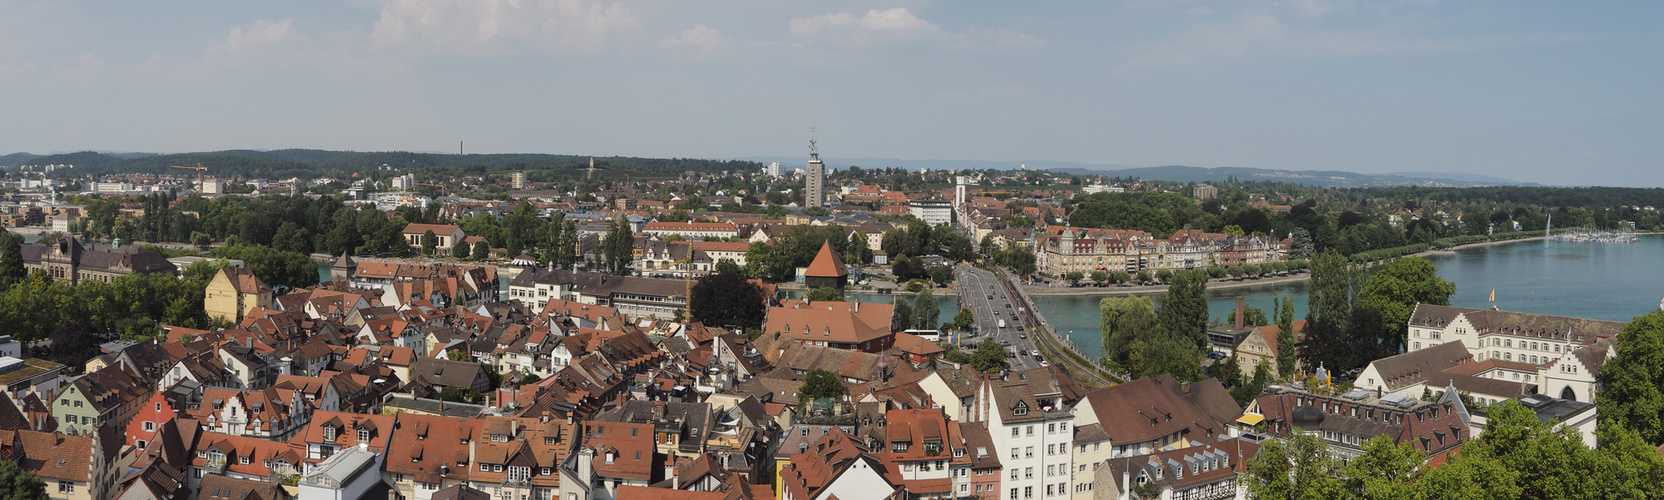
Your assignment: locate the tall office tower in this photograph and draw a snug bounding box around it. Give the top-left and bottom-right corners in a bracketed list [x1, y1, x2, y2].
[512, 171, 527, 189]
[805, 139, 825, 209]
[955, 176, 967, 208]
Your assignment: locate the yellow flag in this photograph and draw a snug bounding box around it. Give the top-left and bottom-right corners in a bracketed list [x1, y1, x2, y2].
[1489, 288, 1496, 302]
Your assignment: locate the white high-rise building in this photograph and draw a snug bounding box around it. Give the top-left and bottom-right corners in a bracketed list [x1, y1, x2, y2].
[767, 162, 783, 177]
[805, 140, 825, 209]
[955, 176, 967, 208]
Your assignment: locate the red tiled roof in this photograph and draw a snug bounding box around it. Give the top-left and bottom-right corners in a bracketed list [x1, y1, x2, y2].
[804, 242, 848, 278]
[765, 300, 894, 345]
[403, 223, 463, 236]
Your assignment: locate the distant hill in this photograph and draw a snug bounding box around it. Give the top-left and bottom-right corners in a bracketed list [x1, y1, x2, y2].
[0, 153, 42, 166]
[0, 149, 762, 178]
[1046, 165, 1534, 188]
[739, 156, 1531, 187]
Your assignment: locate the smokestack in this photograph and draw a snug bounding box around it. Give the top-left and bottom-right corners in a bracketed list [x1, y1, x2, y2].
[1235, 297, 1245, 330]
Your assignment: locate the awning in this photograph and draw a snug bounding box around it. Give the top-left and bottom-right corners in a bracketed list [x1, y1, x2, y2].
[1236, 413, 1266, 426]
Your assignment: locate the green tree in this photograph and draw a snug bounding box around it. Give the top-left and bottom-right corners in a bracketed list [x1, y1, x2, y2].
[1099, 295, 1155, 368]
[421, 229, 439, 256]
[951, 308, 975, 332]
[929, 266, 954, 287]
[1244, 433, 1346, 500]
[689, 271, 769, 330]
[1357, 257, 1456, 351]
[805, 286, 843, 302]
[1596, 309, 1664, 445]
[1090, 270, 1109, 284]
[0, 233, 25, 289]
[846, 231, 874, 265]
[1158, 270, 1209, 348]
[451, 239, 469, 259]
[1417, 400, 1664, 499]
[1341, 437, 1424, 500]
[1065, 271, 1084, 286]
[800, 369, 847, 401]
[893, 296, 913, 333]
[0, 458, 48, 500]
[600, 220, 634, 275]
[1227, 305, 1269, 327]
[211, 244, 320, 291]
[969, 340, 1011, 373]
[472, 239, 491, 260]
[913, 288, 940, 331]
[1276, 295, 1298, 379]
[1155, 269, 1174, 283]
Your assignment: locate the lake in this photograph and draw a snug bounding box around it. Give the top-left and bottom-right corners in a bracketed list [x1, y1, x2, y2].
[1033, 235, 1664, 361]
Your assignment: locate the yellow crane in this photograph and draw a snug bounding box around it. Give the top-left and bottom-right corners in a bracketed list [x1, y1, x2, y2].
[170, 163, 207, 189]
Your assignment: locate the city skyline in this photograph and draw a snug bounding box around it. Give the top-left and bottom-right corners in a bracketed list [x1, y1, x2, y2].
[2, 1, 1660, 187]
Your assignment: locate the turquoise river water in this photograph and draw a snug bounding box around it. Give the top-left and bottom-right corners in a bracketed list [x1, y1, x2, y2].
[1032, 235, 1664, 361]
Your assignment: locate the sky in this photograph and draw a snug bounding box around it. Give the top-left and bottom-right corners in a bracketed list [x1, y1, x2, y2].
[1, 1, 1660, 187]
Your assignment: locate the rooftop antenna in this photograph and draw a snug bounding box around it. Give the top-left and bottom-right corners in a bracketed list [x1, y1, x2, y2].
[809, 127, 819, 161]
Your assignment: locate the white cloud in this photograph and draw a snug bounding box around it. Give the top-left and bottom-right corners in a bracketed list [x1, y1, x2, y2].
[1117, 14, 1286, 74]
[369, 0, 642, 53]
[658, 25, 729, 54]
[210, 19, 305, 57]
[788, 7, 1042, 51]
[790, 8, 942, 43]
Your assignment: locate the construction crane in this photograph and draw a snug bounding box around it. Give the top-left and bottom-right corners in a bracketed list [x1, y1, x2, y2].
[170, 163, 207, 190]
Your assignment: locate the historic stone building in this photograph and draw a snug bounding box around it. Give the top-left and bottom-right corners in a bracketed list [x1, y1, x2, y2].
[22, 236, 176, 285]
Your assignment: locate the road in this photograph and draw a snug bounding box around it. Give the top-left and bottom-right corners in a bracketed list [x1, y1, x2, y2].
[954, 264, 1045, 371]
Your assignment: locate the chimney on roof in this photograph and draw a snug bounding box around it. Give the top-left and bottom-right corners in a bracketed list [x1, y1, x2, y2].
[1234, 297, 1245, 330]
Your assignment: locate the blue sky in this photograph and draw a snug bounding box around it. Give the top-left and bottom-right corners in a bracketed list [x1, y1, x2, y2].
[1, 1, 1659, 186]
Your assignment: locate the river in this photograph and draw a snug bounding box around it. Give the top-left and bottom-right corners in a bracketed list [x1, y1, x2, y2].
[1032, 235, 1664, 361]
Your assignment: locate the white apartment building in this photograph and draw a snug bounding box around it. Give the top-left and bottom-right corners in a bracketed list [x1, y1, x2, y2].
[976, 371, 1074, 500]
[909, 199, 953, 226]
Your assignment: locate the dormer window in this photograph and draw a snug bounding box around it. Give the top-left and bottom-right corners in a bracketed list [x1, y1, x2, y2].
[323, 426, 336, 442]
[1012, 401, 1029, 416]
[358, 429, 370, 442]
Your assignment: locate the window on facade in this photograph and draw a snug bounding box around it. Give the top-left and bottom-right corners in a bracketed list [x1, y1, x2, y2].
[58, 482, 72, 493]
[1025, 447, 1033, 458]
[358, 429, 370, 442]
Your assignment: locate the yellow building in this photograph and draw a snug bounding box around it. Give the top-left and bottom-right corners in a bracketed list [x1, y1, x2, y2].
[205, 267, 272, 323]
[1236, 320, 1305, 377]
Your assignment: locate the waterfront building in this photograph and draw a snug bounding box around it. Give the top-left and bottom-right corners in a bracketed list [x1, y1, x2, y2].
[1401, 304, 1625, 403]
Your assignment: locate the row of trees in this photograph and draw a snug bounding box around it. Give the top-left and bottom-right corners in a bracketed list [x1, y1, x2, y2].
[0, 262, 224, 358]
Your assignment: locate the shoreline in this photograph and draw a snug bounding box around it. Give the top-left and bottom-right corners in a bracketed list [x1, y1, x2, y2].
[1022, 234, 1552, 297]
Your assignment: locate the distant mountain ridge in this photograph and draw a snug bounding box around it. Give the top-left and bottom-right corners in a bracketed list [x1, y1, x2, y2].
[3, 150, 1528, 187]
[740, 155, 1533, 187]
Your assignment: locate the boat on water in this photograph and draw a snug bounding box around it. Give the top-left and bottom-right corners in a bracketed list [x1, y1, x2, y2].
[1547, 228, 1639, 243]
